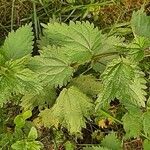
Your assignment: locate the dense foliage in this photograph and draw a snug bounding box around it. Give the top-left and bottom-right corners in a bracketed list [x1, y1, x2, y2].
[0, 7, 150, 150]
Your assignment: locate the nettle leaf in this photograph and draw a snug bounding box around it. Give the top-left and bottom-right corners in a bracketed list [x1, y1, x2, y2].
[131, 8, 150, 38]
[130, 9, 150, 62]
[40, 21, 100, 63]
[28, 46, 74, 87]
[0, 56, 42, 106]
[69, 75, 102, 97]
[40, 21, 102, 51]
[40, 21, 122, 63]
[127, 36, 150, 62]
[127, 69, 147, 106]
[101, 132, 122, 150]
[21, 85, 56, 110]
[122, 107, 143, 138]
[2, 24, 34, 60]
[39, 108, 59, 130]
[60, 44, 92, 64]
[143, 111, 150, 137]
[96, 58, 146, 108]
[94, 35, 124, 56]
[40, 86, 94, 134]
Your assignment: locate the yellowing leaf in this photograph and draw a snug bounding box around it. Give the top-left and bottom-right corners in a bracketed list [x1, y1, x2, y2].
[40, 86, 94, 134]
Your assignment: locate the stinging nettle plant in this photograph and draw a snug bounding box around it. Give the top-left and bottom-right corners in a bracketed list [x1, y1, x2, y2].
[36, 8, 149, 137]
[0, 23, 42, 106]
[0, 8, 150, 149]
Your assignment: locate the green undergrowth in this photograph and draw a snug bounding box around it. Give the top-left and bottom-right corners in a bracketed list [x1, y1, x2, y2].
[0, 6, 150, 150]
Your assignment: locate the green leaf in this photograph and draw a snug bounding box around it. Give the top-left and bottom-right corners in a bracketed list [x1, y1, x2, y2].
[143, 111, 150, 137]
[94, 35, 124, 56]
[40, 21, 101, 52]
[92, 55, 118, 73]
[11, 140, 43, 150]
[40, 21, 99, 63]
[143, 139, 150, 150]
[101, 132, 122, 150]
[0, 56, 42, 106]
[131, 8, 150, 38]
[69, 75, 102, 97]
[127, 36, 150, 62]
[11, 140, 26, 150]
[14, 110, 32, 128]
[22, 110, 32, 120]
[14, 115, 25, 128]
[40, 86, 94, 134]
[96, 58, 146, 108]
[21, 85, 56, 110]
[64, 141, 75, 150]
[39, 108, 59, 130]
[122, 108, 143, 138]
[40, 21, 122, 63]
[2, 24, 34, 60]
[28, 127, 38, 140]
[28, 46, 74, 87]
[127, 69, 147, 106]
